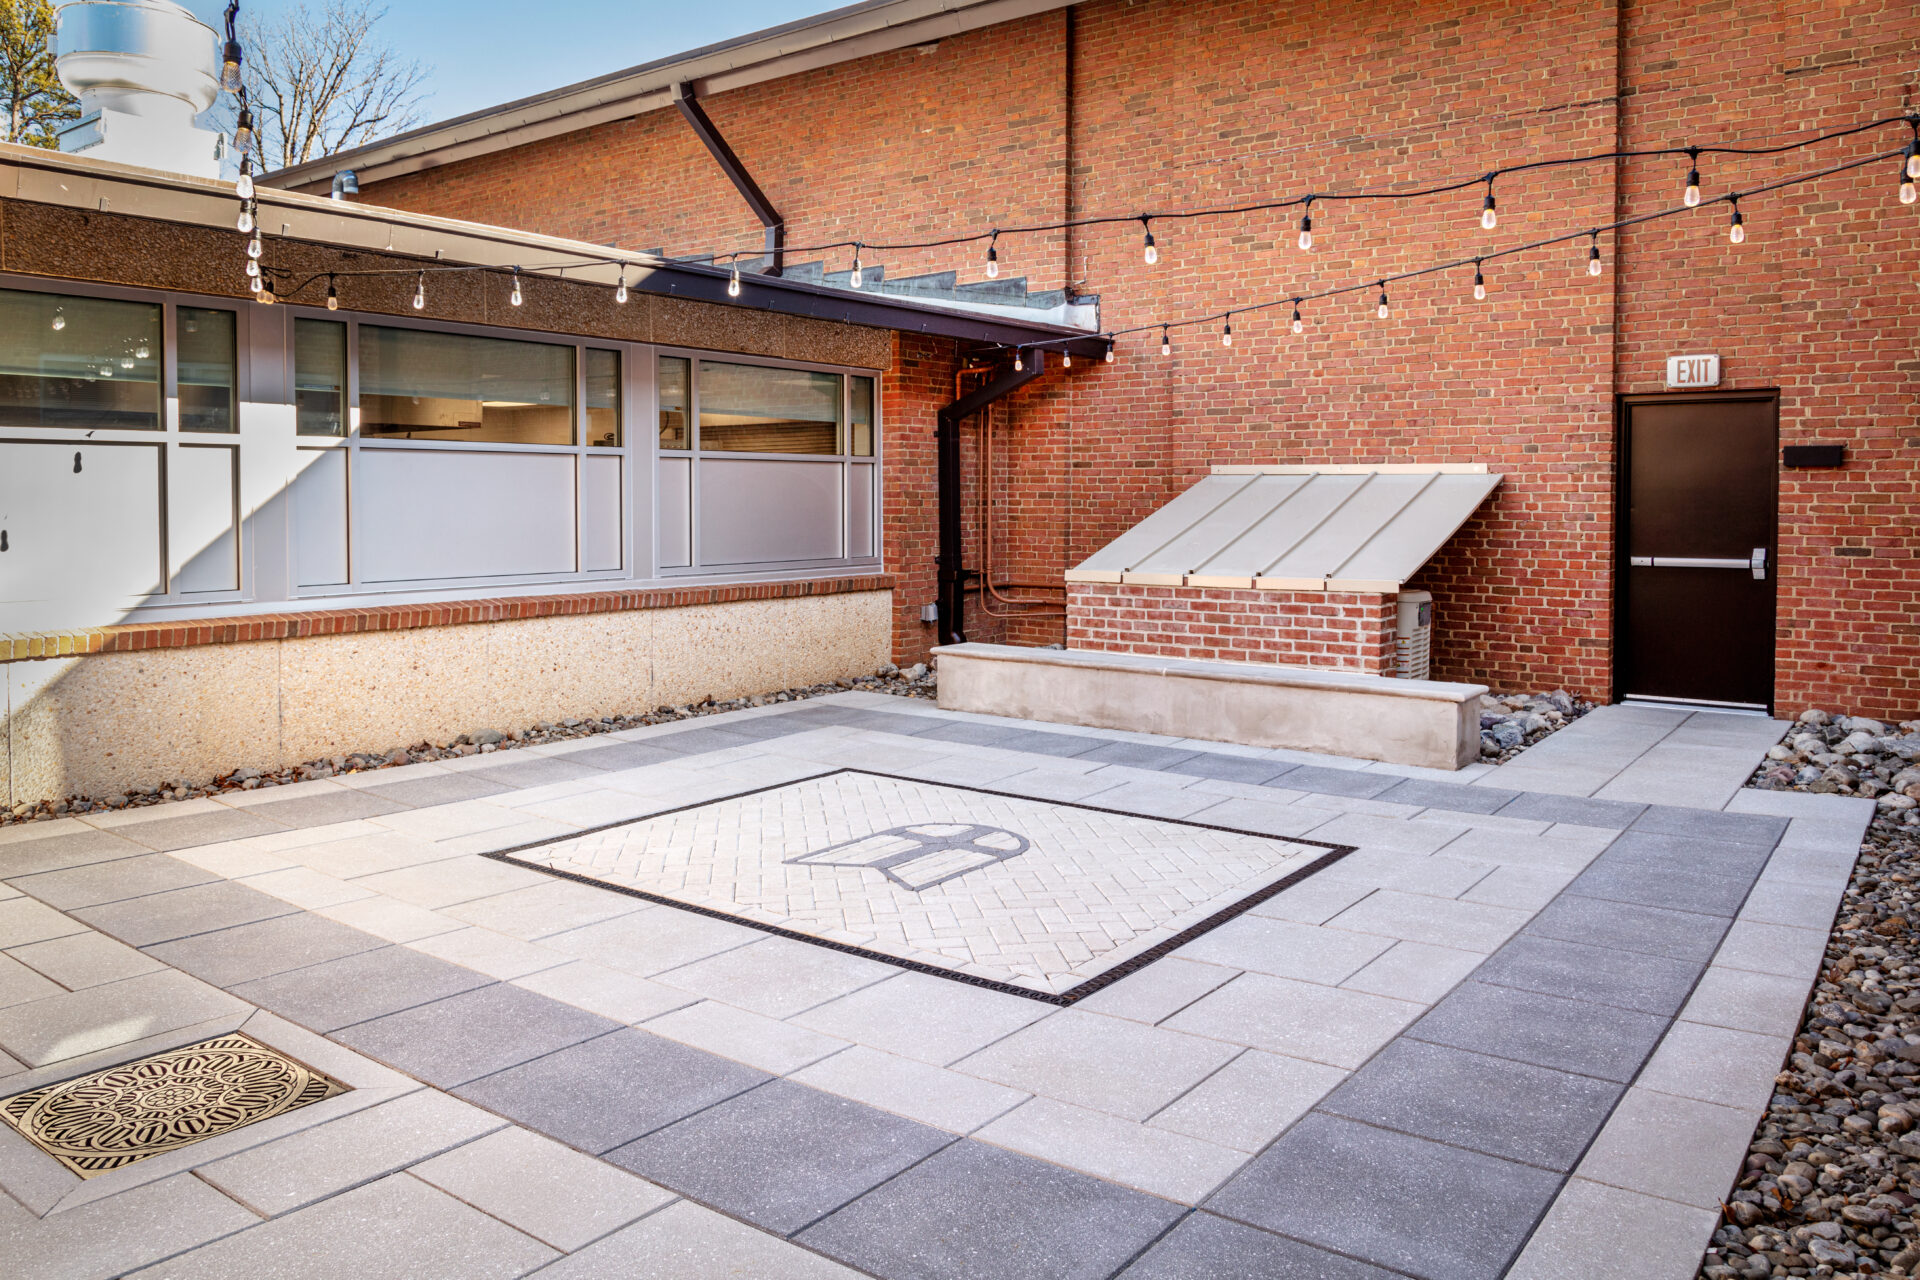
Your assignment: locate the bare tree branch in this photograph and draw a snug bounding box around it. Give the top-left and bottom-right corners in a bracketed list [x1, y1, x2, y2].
[218, 0, 430, 170]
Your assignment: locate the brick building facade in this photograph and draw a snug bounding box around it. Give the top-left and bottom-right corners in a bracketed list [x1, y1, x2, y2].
[317, 0, 1920, 717]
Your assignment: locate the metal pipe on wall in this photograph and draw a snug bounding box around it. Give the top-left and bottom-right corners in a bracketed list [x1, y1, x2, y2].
[934, 351, 1044, 645]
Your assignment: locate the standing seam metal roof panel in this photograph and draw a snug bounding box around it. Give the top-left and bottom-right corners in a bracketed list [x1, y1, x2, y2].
[1065, 466, 1501, 590]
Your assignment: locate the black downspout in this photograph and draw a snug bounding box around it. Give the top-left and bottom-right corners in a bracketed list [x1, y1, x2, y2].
[935, 351, 1045, 647]
[672, 82, 785, 276]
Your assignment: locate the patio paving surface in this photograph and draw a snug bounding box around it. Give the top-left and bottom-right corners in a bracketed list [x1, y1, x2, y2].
[0, 693, 1870, 1279]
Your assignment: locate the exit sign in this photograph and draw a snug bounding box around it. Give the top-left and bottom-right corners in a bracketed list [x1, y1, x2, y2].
[1666, 354, 1720, 387]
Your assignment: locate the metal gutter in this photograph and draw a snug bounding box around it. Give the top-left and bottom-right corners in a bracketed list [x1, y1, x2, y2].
[268, 0, 1080, 191]
[0, 142, 1105, 354]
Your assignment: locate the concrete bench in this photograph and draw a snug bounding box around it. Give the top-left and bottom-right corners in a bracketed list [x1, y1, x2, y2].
[932, 643, 1489, 770]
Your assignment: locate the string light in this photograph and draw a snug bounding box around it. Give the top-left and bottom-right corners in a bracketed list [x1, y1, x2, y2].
[412, 272, 425, 310]
[722, 263, 736, 299]
[246, 233, 262, 260]
[509, 268, 523, 306]
[1062, 349, 1071, 368]
[1376, 282, 1390, 319]
[849, 245, 865, 289]
[1142, 217, 1158, 265]
[1221, 315, 1233, 347]
[1480, 177, 1498, 230]
[219, 2, 244, 92]
[244, 257, 259, 278]
[233, 102, 254, 154]
[1901, 149, 1917, 205]
[1728, 197, 1745, 244]
[1297, 200, 1313, 251]
[1013, 348, 1025, 372]
[1104, 338, 1115, 364]
[618, 266, 631, 303]
[985, 231, 1000, 279]
[1587, 233, 1603, 276]
[1291, 300, 1303, 334]
[235, 155, 254, 203]
[1684, 147, 1702, 207]
[258, 277, 276, 306]
[325, 275, 339, 310]
[235, 203, 253, 234]
[51, 310, 64, 331]
[1472, 261, 1486, 301]
[249, 275, 261, 294]
[1908, 120, 1920, 179]
[1160, 326, 1171, 356]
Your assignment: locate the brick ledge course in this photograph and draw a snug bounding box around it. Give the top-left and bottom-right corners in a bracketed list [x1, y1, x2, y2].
[0, 575, 895, 663]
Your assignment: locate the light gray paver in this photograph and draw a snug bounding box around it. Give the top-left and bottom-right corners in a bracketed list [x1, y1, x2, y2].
[1072, 956, 1238, 1023]
[408, 1126, 674, 1252]
[0, 951, 63, 1007]
[1146, 1048, 1346, 1152]
[1171, 913, 1392, 984]
[0, 895, 89, 947]
[1163, 972, 1423, 1068]
[1325, 888, 1527, 953]
[0, 968, 246, 1067]
[438, 879, 646, 939]
[1678, 965, 1816, 1035]
[128, 1171, 558, 1279]
[1, 1172, 260, 1280]
[510, 959, 700, 1024]
[954, 1008, 1240, 1121]
[1573, 1086, 1764, 1210]
[644, 998, 849, 1074]
[532, 1199, 863, 1279]
[655, 936, 896, 1018]
[792, 971, 1051, 1066]
[974, 1096, 1248, 1203]
[195, 1087, 504, 1216]
[1632, 1019, 1792, 1113]
[1505, 1176, 1720, 1280]
[541, 909, 761, 978]
[1337, 939, 1487, 1006]
[314, 894, 464, 942]
[351, 856, 555, 910]
[406, 925, 571, 980]
[1711, 918, 1829, 977]
[791, 1044, 1029, 1133]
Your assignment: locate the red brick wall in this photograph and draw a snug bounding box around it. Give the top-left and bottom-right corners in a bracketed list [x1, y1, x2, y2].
[1068, 583, 1398, 674]
[353, 0, 1920, 715]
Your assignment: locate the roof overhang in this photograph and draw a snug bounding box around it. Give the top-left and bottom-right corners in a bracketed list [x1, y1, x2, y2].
[269, 0, 1080, 191]
[1065, 465, 1503, 592]
[0, 143, 1105, 355]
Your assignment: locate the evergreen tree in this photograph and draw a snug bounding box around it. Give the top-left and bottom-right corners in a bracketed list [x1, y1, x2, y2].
[0, 0, 77, 149]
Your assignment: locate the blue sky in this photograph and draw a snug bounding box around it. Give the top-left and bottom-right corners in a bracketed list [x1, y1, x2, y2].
[182, 1, 836, 127]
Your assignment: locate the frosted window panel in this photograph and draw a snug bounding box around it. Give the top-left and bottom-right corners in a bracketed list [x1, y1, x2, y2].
[170, 445, 239, 592]
[0, 441, 162, 629]
[292, 448, 349, 586]
[294, 319, 347, 437]
[177, 308, 237, 433]
[356, 449, 575, 581]
[657, 456, 691, 568]
[359, 326, 574, 444]
[698, 360, 841, 455]
[582, 455, 622, 572]
[585, 348, 620, 446]
[698, 459, 842, 564]
[848, 463, 876, 558]
[0, 289, 161, 429]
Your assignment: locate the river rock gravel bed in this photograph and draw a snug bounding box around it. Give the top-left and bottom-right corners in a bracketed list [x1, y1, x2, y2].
[1700, 712, 1920, 1279]
[1478, 688, 1593, 761]
[1, 663, 935, 828]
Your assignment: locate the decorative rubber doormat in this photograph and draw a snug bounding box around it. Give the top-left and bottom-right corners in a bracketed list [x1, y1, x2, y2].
[487, 769, 1351, 1004]
[0, 1033, 347, 1178]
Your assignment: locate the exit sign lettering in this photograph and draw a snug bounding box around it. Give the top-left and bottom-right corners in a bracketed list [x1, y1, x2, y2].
[1666, 354, 1720, 388]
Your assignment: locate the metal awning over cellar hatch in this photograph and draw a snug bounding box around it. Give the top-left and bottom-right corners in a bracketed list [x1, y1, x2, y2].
[1064, 465, 1502, 592]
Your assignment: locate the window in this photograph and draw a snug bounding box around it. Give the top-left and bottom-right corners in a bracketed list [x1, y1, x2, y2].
[851, 375, 876, 457]
[178, 308, 237, 432]
[294, 319, 348, 437]
[358, 325, 574, 444]
[0, 288, 161, 429]
[658, 356, 689, 450]
[697, 360, 841, 454]
[586, 349, 621, 446]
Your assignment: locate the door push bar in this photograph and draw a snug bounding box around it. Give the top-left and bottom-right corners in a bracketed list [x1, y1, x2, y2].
[1628, 549, 1768, 579]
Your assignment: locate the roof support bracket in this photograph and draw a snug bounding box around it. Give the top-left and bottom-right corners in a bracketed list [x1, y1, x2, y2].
[672, 81, 784, 276]
[935, 352, 1045, 646]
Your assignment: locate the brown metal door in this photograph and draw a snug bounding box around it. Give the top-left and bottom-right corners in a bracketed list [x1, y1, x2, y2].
[1618, 393, 1777, 710]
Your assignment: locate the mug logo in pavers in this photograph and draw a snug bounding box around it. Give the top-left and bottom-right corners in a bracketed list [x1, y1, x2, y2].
[785, 823, 1031, 891]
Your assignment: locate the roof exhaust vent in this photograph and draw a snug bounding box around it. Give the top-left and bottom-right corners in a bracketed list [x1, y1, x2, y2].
[53, 0, 225, 177]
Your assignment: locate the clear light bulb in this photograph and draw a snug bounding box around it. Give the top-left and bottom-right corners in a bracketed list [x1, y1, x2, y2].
[985, 241, 999, 279]
[1377, 291, 1390, 320]
[1902, 177, 1918, 206]
[510, 272, 523, 306]
[1104, 343, 1115, 364]
[1473, 270, 1486, 301]
[724, 265, 737, 299]
[260, 282, 275, 306]
[1143, 238, 1158, 266]
[1013, 350, 1024, 372]
[1291, 307, 1303, 334]
[1684, 169, 1701, 208]
[119, 357, 133, 369]
[1729, 206, 1745, 244]
[1480, 186, 1497, 231]
[849, 256, 864, 289]
[236, 207, 253, 234]
[51, 313, 65, 331]
[1221, 322, 1233, 348]
[1062, 350, 1071, 368]
[247, 236, 262, 259]
[135, 342, 148, 358]
[245, 258, 259, 278]
[1160, 331, 1171, 357]
[617, 266, 631, 303]
[1909, 148, 1920, 180]
[1298, 211, 1313, 251]
[235, 172, 254, 202]
[1588, 243, 1603, 276]
[326, 282, 339, 310]
[249, 275, 262, 294]
[412, 275, 426, 310]
[220, 41, 242, 92]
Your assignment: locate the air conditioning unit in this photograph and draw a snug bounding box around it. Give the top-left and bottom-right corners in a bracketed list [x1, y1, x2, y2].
[1395, 590, 1432, 680]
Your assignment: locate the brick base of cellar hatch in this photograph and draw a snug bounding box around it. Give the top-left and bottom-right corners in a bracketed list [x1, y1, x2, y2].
[1066, 582, 1398, 675]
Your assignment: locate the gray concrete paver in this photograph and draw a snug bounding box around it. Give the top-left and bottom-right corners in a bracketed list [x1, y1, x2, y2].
[407, 1125, 675, 1251]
